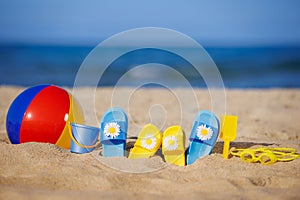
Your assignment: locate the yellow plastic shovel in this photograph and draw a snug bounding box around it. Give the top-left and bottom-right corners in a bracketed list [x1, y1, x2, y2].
[220, 115, 238, 159]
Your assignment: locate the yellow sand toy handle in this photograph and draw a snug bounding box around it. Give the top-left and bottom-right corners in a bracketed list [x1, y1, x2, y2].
[68, 122, 100, 149]
[223, 141, 230, 159]
[220, 115, 238, 159]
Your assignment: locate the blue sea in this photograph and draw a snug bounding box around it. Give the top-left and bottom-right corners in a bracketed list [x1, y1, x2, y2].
[0, 44, 300, 88]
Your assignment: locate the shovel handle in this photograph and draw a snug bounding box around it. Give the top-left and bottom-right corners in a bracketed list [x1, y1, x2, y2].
[222, 140, 230, 159]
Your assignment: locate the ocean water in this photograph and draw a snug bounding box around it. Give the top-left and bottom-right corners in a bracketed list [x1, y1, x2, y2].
[0, 44, 300, 88]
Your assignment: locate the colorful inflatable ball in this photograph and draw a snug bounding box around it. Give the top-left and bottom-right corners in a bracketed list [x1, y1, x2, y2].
[6, 84, 84, 149]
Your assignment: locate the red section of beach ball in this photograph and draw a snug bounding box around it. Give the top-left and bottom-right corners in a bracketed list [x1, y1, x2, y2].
[19, 86, 70, 144]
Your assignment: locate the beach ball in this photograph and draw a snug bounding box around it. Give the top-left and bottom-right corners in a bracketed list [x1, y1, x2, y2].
[6, 84, 84, 149]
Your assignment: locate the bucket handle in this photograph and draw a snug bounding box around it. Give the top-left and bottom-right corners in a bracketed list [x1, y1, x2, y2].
[68, 122, 100, 149]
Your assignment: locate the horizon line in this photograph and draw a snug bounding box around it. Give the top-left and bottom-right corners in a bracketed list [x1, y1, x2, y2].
[1, 40, 300, 48]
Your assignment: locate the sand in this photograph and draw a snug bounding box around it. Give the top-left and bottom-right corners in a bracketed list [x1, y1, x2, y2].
[0, 86, 299, 199]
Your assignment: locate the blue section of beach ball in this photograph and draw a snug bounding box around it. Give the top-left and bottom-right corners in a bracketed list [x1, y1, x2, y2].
[6, 84, 49, 144]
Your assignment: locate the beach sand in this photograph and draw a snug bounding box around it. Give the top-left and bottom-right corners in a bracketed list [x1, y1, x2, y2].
[0, 86, 299, 199]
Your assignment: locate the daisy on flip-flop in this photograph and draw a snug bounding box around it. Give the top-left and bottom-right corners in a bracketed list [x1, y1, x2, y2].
[196, 124, 213, 140]
[104, 122, 120, 139]
[163, 135, 178, 151]
[141, 134, 157, 150]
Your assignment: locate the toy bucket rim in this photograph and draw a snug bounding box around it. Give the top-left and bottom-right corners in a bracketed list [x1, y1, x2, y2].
[70, 123, 100, 132]
[68, 122, 100, 149]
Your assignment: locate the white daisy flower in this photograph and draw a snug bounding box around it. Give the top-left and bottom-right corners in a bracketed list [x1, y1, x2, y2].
[104, 122, 120, 139]
[196, 124, 213, 140]
[141, 134, 157, 150]
[163, 135, 178, 151]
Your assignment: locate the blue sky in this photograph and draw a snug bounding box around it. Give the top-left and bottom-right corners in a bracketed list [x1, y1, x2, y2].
[0, 0, 300, 46]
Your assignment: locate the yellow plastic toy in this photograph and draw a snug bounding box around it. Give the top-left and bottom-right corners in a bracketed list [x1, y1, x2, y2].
[128, 124, 162, 159]
[162, 126, 185, 166]
[220, 115, 238, 159]
[230, 147, 300, 165]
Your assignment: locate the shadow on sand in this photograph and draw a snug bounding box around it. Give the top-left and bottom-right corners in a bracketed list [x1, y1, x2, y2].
[212, 141, 275, 154]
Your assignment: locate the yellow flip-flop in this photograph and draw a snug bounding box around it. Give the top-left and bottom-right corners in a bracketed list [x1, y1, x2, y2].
[128, 124, 162, 159]
[162, 126, 186, 166]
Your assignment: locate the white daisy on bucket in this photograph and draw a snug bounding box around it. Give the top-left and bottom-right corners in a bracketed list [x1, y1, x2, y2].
[141, 134, 157, 150]
[196, 124, 213, 140]
[163, 135, 178, 151]
[104, 122, 120, 139]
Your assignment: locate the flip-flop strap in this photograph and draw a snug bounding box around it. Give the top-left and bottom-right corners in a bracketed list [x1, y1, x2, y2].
[189, 121, 219, 146]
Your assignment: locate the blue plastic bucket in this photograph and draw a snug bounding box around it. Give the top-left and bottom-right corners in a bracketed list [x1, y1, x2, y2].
[70, 123, 99, 154]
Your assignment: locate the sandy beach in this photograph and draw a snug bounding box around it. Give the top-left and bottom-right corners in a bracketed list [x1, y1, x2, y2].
[0, 86, 299, 199]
